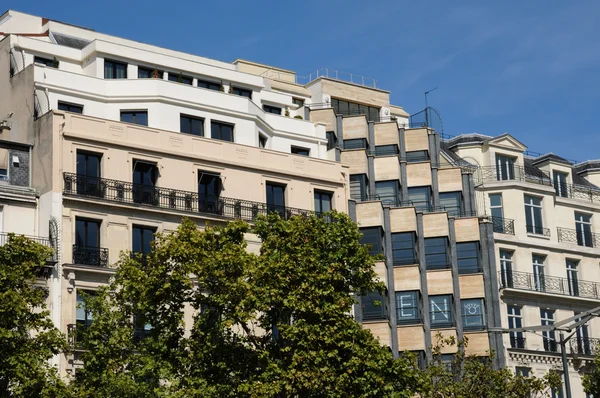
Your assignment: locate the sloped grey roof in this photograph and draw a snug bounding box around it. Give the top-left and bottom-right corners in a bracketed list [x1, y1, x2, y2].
[529, 153, 572, 166]
[52, 32, 91, 50]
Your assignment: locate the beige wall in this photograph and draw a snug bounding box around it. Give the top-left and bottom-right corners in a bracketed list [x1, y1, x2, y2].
[356, 201, 384, 227]
[422, 213, 449, 238]
[394, 266, 421, 290]
[309, 109, 337, 133]
[427, 270, 454, 295]
[454, 218, 480, 242]
[374, 157, 400, 181]
[406, 162, 432, 187]
[438, 168, 462, 192]
[458, 275, 485, 298]
[374, 122, 398, 146]
[342, 116, 368, 140]
[318, 78, 390, 108]
[390, 208, 417, 232]
[398, 325, 425, 351]
[404, 129, 429, 152]
[364, 322, 392, 347]
[341, 150, 368, 175]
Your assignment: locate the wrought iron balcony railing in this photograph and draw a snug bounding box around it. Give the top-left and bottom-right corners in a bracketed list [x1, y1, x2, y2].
[526, 225, 551, 237]
[476, 165, 552, 186]
[544, 339, 559, 353]
[557, 227, 600, 248]
[0, 232, 55, 262]
[63, 173, 311, 222]
[555, 182, 600, 204]
[72, 245, 109, 267]
[499, 270, 600, 300]
[510, 336, 526, 349]
[491, 217, 515, 235]
[569, 337, 600, 356]
[67, 323, 89, 349]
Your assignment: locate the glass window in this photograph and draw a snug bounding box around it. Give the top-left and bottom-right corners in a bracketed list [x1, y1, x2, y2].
[553, 171, 569, 197]
[508, 305, 524, 348]
[566, 259, 579, 296]
[232, 87, 252, 98]
[396, 291, 420, 324]
[34, 56, 58, 68]
[439, 192, 462, 217]
[406, 150, 429, 163]
[533, 254, 546, 292]
[75, 218, 100, 249]
[375, 180, 399, 206]
[291, 146, 310, 156]
[197, 79, 221, 91]
[198, 172, 221, 213]
[391, 232, 417, 266]
[210, 121, 234, 142]
[167, 72, 193, 85]
[343, 139, 367, 150]
[541, 309, 557, 352]
[360, 227, 383, 256]
[259, 134, 267, 148]
[425, 237, 449, 270]
[132, 161, 158, 205]
[575, 212, 593, 247]
[350, 174, 368, 201]
[524, 195, 544, 234]
[331, 98, 380, 121]
[180, 114, 204, 136]
[263, 105, 282, 115]
[292, 98, 304, 107]
[499, 250, 514, 288]
[132, 225, 155, 255]
[326, 131, 337, 150]
[516, 367, 530, 377]
[489, 193, 505, 233]
[266, 182, 286, 217]
[104, 59, 127, 79]
[429, 295, 453, 327]
[462, 299, 485, 330]
[58, 101, 83, 114]
[407, 187, 431, 211]
[456, 242, 480, 274]
[362, 291, 388, 320]
[120, 110, 148, 126]
[375, 145, 399, 157]
[76, 151, 102, 197]
[314, 190, 332, 214]
[138, 67, 163, 79]
[76, 290, 94, 327]
[496, 154, 515, 180]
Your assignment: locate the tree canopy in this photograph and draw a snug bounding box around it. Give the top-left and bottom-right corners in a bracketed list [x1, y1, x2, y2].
[583, 346, 600, 396]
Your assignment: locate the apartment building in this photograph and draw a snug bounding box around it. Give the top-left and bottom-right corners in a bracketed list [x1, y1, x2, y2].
[446, 134, 600, 397]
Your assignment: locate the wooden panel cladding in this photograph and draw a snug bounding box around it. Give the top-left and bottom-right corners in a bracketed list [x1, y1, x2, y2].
[342, 116, 369, 140]
[364, 322, 392, 347]
[340, 150, 368, 175]
[321, 79, 390, 107]
[431, 329, 458, 353]
[309, 108, 337, 132]
[374, 122, 399, 146]
[438, 168, 463, 192]
[356, 201, 384, 227]
[398, 325, 425, 351]
[404, 128, 430, 152]
[422, 213, 449, 238]
[454, 218, 480, 242]
[374, 261, 388, 285]
[374, 157, 400, 181]
[464, 332, 490, 356]
[427, 270, 454, 295]
[458, 275, 485, 298]
[406, 163, 432, 187]
[390, 208, 417, 232]
[394, 266, 420, 291]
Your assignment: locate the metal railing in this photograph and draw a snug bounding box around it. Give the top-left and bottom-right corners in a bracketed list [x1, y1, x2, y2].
[555, 182, 600, 204]
[0, 232, 55, 262]
[499, 270, 600, 300]
[67, 323, 86, 349]
[557, 227, 600, 248]
[526, 225, 551, 237]
[569, 337, 600, 356]
[72, 245, 109, 267]
[475, 165, 552, 186]
[510, 336, 526, 349]
[63, 173, 312, 222]
[491, 217, 515, 235]
[409, 107, 444, 134]
[259, 68, 378, 88]
[544, 339, 559, 353]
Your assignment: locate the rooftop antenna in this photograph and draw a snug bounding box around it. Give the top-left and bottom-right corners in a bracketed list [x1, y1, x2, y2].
[424, 87, 438, 127]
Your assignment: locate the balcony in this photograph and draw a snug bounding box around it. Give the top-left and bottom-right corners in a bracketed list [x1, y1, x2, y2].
[557, 227, 600, 248]
[569, 337, 600, 356]
[544, 339, 559, 353]
[477, 165, 552, 186]
[67, 323, 87, 350]
[63, 173, 312, 222]
[555, 182, 600, 205]
[491, 217, 515, 235]
[526, 225, 551, 237]
[72, 245, 109, 267]
[499, 270, 600, 300]
[510, 336, 526, 349]
[0, 232, 56, 262]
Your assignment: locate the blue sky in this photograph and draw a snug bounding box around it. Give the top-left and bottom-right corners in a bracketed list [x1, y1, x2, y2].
[11, 1, 600, 161]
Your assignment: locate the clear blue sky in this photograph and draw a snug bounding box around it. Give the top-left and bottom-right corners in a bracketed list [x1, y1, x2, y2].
[10, 1, 600, 161]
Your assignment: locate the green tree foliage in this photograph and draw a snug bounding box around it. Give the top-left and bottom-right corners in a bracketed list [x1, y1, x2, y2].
[582, 347, 600, 396]
[0, 234, 70, 397]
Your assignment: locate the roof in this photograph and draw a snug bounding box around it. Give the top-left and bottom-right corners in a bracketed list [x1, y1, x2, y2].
[51, 31, 91, 50]
[529, 153, 572, 166]
[574, 160, 600, 174]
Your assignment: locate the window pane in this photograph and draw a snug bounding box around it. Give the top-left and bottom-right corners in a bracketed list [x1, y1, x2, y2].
[430, 295, 453, 326]
[439, 192, 462, 216]
[408, 187, 431, 211]
[350, 174, 368, 201]
[375, 180, 399, 206]
[360, 227, 382, 255]
[406, 151, 429, 163]
[362, 291, 387, 320]
[396, 291, 420, 324]
[392, 233, 416, 265]
[425, 237, 448, 269]
[375, 145, 399, 156]
[344, 139, 367, 150]
[462, 299, 485, 330]
[490, 193, 502, 207]
[457, 242, 480, 274]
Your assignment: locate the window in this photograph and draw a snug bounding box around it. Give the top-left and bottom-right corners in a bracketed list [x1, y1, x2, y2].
[391, 232, 417, 266]
[361, 291, 388, 320]
[104, 59, 127, 79]
[197, 79, 221, 91]
[198, 172, 221, 214]
[132, 225, 156, 255]
[440, 354, 455, 372]
[425, 237, 449, 270]
[210, 121, 234, 142]
[292, 98, 304, 108]
[575, 314, 591, 355]
[375, 180, 399, 206]
[516, 367, 530, 377]
[496, 154, 515, 180]
[138, 67, 163, 79]
[375, 145, 399, 157]
[291, 146, 310, 156]
[456, 242, 480, 274]
[508, 305, 524, 348]
[575, 212, 593, 247]
[524, 195, 544, 234]
[0, 168, 7, 181]
[567, 259, 579, 296]
[407, 187, 431, 212]
[314, 190, 332, 214]
[34, 55, 59, 68]
[396, 291, 421, 324]
[439, 192, 462, 217]
[263, 105, 282, 115]
[490, 193, 505, 233]
[167, 72, 193, 85]
[499, 250, 514, 288]
[541, 309, 557, 352]
[180, 114, 204, 136]
[76, 151, 102, 197]
[58, 101, 83, 114]
[232, 87, 252, 98]
[406, 150, 429, 163]
[259, 134, 268, 148]
[120, 110, 148, 126]
[75, 218, 102, 266]
[331, 98, 379, 121]
[350, 174, 369, 201]
[533, 254, 546, 292]
[429, 295, 453, 327]
[132, 161, 158, 205]
[326, 131, 337, 150]
[462, 299, 485, 330]
[266, 182, 286, 217]
[76, 290, 94, 327]
[360, 227, 383, 256]
[133, 314, 152, 341]
[551, 386, 564, 398]
[553, 171, 568, 197]
[343, 138, 367, 150]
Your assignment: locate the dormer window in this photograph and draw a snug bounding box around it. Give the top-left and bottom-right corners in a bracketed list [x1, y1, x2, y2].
[495, 154, 516, 181]
[553, 171, 569, 198]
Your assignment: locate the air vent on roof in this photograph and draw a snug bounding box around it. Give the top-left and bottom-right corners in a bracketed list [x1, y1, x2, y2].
[51, 32, 91, 50]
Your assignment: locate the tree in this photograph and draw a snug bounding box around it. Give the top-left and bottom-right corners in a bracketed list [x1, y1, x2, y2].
[414, 334, 560, 398]
[0, 234, 70, 397]
[582, 347, 600, 396]
[71, 213, 420, 397]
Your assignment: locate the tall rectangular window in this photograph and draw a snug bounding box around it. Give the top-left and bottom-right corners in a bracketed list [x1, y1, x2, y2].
[533, 254, 546, 292]
[405, 150, 429, 163]
[439, 192, 462, 217]
[104, 59, 127, 79]
[396, 291, 421, 324]
[132, 161, 158, 205]
[291, 146, 310, 156]
[456, 242, 480, 274]
[496, 154, 515, 180]
[76, 290, 94, 327]
[350, 174, 368, 201]
[524, 195, 544, 234]
[391, 232, 417, 266]
[429, 295, 453, 327]
[499, 250, 514, 288]
[375, 180, 399, 206]
[575, 313, 591, 355]
[575, 212, 593, 247]
[508, 305, 524, 348]
[541, 309, 557, 352]
[343, 139, 367, 150]
[197, 79, 220, 91]
[76, 151, 102, 197]
[167, 72, 193, 85]
[58, 101, 83, 114]
[361, 291, 387, 320]
[232, 87, 252, 98]
[180, 114, 204, 136]
[266, 182, 286, 217]
[407, 186, 431, 212]
[489, 193, 505, 233]
[360, 227, 383, 256]
[424, 237, 449, 270]
[132, 225, 156, 255]
[120, 110, 148, 126]
[74, 218, 102, 266]
[461, 299, 485, 330]
[198, 172, 221, 214]
[553, 171, 569, 198]
[566, 259, 579, 296]
[263, 105, 282, 115]
[314, 190, 332, 214]
[326, 131, 337, 150]
[210, 121, 234, 142]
